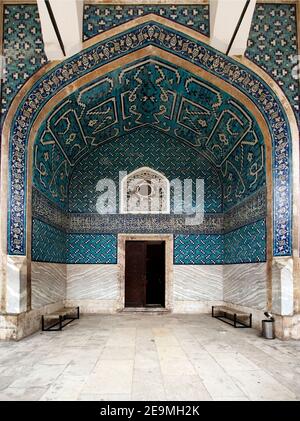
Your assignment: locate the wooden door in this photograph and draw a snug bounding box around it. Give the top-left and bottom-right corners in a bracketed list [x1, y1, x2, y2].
[125, 241, 146, 307]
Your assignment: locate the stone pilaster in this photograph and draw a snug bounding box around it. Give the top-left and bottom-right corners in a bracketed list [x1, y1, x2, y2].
[272, 257, 293, 316]
[6, 256, 28, 314]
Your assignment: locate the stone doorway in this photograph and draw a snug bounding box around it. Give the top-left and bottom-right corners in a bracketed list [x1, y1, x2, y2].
[118, 234, 173, 311]
[125, 240, 165, 308]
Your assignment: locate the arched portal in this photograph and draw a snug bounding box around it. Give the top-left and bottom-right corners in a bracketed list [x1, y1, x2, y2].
[0, 16, 298, 340]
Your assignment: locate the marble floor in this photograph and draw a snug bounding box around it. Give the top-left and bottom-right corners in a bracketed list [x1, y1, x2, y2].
[0, 313, 299, 401]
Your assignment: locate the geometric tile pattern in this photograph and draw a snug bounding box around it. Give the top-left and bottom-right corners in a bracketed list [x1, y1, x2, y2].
[1, 5, 47, 119]
[83, 4, 209, 40]
[246, 4, 299, 123]
[66, 234, 117, 264]
[5, 20, 292, 256]
[224, 219, 266, 264]
[31, 218, 66, 263]
[31, 218, 117, 264]
[174, 234, 223, 265]
[68, 127, 223, 213]
[34, 59, 265, 211]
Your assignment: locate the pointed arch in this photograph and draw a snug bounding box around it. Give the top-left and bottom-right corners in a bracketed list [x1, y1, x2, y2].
[0, 15, 298, 315]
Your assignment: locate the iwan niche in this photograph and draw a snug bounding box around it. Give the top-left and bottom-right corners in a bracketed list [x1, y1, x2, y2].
[120, 167, 170, 214]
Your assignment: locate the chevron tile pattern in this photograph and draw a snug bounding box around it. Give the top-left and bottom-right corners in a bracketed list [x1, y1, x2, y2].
[69, 127, 222, 213]
[66, 234, 117, 264]
[31, 219, 66, 263]
[224, 219, 266, 264]
[174, 234, 223, 265]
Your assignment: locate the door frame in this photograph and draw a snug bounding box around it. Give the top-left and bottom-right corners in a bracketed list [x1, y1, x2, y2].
[118, 234, 173, 311]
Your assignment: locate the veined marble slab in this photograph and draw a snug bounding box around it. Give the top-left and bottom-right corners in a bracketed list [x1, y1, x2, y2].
[31, 262, 67, 309]
[66, 264, 119, 300]
[223, 263, 267, 310]
[174, 265, 223, 301]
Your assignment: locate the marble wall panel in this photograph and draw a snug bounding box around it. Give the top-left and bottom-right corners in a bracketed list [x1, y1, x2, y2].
[31, 262, 66, 309]
[223, 263, 267, 310]
[66, 264, 119, 301]
[174, 265, 223, 302]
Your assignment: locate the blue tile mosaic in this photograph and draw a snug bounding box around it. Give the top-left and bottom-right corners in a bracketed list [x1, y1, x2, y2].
[224, 219, 266, 264]
[246, 4, 299, 122]
[33, 58, 265, 212]
[66, 234, 117, 264]
[5, 19, 292, 257]
[32, 218, 117, 264]
[174, 234, 223, 265]
[1, 5, 47, 118]
[31, 218, 66, 263]
[68, 126, 222, 214]
[2, 3, 297, 124]
[83, 4, 209, 40]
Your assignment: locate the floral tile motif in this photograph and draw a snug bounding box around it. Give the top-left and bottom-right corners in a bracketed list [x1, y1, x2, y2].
[246, 4, 299, 122]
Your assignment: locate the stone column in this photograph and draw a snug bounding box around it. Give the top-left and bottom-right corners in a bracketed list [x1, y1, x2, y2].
[272, 257, 293, 316]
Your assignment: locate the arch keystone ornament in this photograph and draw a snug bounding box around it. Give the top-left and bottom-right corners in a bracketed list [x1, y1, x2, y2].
[0, 15, 299, 339]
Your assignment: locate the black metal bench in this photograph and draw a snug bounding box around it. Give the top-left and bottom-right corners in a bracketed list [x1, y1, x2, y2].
[212, 305, 252, 328]
[42, 306, 80, 331]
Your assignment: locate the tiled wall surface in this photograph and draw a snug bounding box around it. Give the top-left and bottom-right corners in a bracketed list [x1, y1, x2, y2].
[67, 234, 117, 264]
[32, 217, 266, 264]
[31, 219, 66, 263]
[3, 3, 288, 264]
[68, 127, 222, 214]
[246, 3, 299, 122]
[223, 220, 266, 264]
[83, 4, 210, 40]
[1, 3, 298, 121]
[32, 219, 117, 264]
[1, 5, 47, 118]
[33, 62, 264, 210]
[174, 234, 223, 265]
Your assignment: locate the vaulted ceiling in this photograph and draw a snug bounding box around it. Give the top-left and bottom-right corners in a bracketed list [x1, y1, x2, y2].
[33, 56, 265, 210]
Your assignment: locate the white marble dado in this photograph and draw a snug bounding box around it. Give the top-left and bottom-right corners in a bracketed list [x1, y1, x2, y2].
[67, 264, 119, 301]
[31, 262, 66, 309]
[174, 265, 223, 302]
[223, 263, 267, 310]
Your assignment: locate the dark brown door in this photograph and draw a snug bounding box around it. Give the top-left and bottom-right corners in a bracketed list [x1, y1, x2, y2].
[125, 241, 147, 307]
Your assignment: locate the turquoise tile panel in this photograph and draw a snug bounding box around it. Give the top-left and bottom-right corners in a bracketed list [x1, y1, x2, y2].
[83, 4, 209, 39]
[68, 126, 222, 214]
[224, 219, 266, 264]
[174, 234, 223, 265]
[31, 218, 66, 263]
[67, 234, 117, 264]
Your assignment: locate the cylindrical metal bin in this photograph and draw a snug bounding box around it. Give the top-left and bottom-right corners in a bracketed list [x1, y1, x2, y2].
[262, 319, 275, 339]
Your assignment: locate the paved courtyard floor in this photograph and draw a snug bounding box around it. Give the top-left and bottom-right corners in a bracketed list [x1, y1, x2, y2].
[0, 313, 299, 401]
